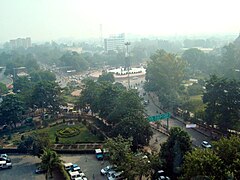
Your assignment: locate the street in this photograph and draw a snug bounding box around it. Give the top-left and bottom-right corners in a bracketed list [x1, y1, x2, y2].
[129, 76, 212, 147]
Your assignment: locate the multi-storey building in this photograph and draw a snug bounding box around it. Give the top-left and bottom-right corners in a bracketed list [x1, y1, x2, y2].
[9, 37, 31, 49]
[104, 33, 125, 52]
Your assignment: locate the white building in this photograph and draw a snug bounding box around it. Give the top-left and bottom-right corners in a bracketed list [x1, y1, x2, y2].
[104, 33, 125, 52]
[9, 37, 31, 49]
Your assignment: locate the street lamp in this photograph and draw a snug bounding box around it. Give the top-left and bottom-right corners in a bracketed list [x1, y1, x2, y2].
[125, 42, 131, 89]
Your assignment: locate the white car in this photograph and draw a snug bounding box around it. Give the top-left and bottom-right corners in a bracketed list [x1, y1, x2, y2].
[201, 141, 212, 148]
[108, 171, 124, 180]
[101, 165, 115, 175]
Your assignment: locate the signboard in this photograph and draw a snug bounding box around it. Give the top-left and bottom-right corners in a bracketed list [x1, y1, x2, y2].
[148, 112, 171, 122]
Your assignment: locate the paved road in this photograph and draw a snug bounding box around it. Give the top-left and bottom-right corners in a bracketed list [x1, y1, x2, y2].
[134, 77, 212, 147]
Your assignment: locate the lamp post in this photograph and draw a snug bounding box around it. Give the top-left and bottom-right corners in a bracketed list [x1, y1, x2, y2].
[125, 42, 131, 89]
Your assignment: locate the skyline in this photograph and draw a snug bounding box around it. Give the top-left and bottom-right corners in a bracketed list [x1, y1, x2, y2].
[0, 0, 240, 43]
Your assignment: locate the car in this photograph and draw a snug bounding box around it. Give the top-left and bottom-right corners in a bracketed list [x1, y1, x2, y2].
[158, 176, 170, 180]
[35, 167, 47, 174]
[63, 162, 73, 171]
[69, 171, 81, 180]
[108, 171, 124, 180]
[95, 148, 103, 160]
[0, 154, 8, 159]
[107, 170, 117, 178]
[201, 141, 212, 148]
[0, 160, 12, 169]
[101, 165, 116, 175]
[69, 164, 81, 173]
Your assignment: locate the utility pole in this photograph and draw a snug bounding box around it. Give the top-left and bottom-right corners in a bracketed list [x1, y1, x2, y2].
[125, 42, 131, 89]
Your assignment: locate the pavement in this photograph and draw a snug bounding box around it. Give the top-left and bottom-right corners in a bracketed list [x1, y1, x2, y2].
[1, 154, 108, 180]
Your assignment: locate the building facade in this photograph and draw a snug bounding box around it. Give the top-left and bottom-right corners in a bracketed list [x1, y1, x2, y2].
[104, 33, 125, 52]
[9, 37, 31, 49]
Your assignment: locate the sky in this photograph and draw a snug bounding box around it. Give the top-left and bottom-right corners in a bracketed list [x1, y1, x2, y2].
[0, 0, 240, 42]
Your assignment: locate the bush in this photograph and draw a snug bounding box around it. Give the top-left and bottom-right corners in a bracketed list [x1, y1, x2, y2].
[56, 127, 80, 138]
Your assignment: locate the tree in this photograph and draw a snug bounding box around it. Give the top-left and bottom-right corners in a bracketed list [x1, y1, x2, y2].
[97, 82, 123, 118]
[0, 94, 24, 127]
[32, 132, 52, 156]
[0, 82, 8, 95]
[203, 75, 240, 131]
[105, 135, 154, 179]
[182, 148, 223, 179]
[182, 48, 205, 75]
[182, 135, 240, 180]
[40, 148, 62, 178]
[144, 50, 186, 109]
[108, 89, 144, 124]
[160, 127, 191, 177]
[111, 112, 153, 150]
[77, 79, 103, 113]
[213, 135, 240, 179]
[59, 52, 89, 72]
[98, 72, 115, 83]
[31, 81, 62, 114]
[30, 70, 56, 82]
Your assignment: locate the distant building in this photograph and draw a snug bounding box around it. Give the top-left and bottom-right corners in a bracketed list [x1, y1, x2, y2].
[104, 33, 125, 52]
[8, 37, 31, 49]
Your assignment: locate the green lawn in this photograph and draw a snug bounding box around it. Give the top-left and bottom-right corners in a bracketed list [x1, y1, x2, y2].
[11, 123, 101, 145]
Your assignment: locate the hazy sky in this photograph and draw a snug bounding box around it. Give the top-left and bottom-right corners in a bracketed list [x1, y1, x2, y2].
[0, 0, 240, 42]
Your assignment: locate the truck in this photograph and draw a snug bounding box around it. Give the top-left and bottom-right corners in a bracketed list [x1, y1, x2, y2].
[95, 148, 103, 160]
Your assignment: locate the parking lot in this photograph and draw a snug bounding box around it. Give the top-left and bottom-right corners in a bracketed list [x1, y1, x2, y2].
[0, 154, 108, 180]
[0, 154, 44, 180]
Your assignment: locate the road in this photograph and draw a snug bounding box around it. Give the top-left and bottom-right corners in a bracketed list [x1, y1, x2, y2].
[128, 76, 212, 148]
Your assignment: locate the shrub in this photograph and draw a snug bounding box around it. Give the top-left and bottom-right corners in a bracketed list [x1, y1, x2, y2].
[56, 127, 80, 138]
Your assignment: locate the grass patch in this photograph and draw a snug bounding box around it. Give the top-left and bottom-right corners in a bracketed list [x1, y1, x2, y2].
[10, 122, 101, 145]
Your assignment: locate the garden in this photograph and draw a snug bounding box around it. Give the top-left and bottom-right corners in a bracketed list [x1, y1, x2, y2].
[0, 121, 103, 148]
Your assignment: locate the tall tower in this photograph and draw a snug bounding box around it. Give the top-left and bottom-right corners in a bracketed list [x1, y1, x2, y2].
[125, 42, 131, 89]
[99, 24, 103, 47]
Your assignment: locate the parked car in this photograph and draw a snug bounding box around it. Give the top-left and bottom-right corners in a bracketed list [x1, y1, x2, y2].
[101, 165, 116, 175]
[158, 176, 170, 180]
[157, 170, 170, 180]
[0, 160, 12, 169]
[35, 167, 47, 174]
[95, 149, 103, 160]
[63, 162, 73, 171]
[108, 171, 124, 180]
[201, 141, 212, 148]
[69, 171, 81, 180]
[69, 164, 81, 173]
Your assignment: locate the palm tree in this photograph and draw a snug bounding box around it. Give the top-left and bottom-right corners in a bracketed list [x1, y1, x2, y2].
[40, 148, 62, 179]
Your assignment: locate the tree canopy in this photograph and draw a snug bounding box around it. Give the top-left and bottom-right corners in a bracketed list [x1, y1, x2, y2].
[203, 75, 240, 131]
[0, 94, 24, 127]
[159, 127, 192, 177]
[144, 50, 186, 108]
[182, 135, 240, 179]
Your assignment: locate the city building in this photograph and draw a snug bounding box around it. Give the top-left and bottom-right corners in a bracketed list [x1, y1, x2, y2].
[8, 37, 31, 49]
[104, 33, 125, 52]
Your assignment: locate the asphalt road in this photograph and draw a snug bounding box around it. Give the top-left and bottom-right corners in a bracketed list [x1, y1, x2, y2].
[131, 76, 212, 147]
